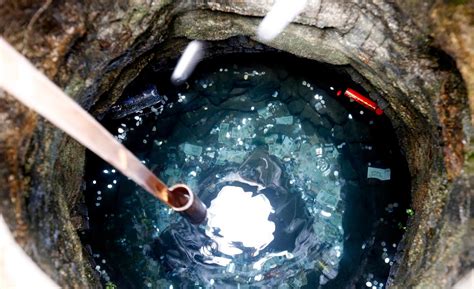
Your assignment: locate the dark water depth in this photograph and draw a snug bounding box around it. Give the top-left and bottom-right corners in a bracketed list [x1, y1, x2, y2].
[82, 53, 411, 289]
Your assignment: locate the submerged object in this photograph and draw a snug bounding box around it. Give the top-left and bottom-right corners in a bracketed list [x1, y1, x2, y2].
[85, 55, 412, 287]
[0, 37, 207, 224]
[337, 88, 384, 115]
[110, 84, 167, 119]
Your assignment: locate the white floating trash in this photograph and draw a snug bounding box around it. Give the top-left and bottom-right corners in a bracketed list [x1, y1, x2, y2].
[367, 167, 391, 181]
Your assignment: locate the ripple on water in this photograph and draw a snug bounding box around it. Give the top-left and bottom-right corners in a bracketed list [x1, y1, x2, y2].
[83, 54, 411, 289]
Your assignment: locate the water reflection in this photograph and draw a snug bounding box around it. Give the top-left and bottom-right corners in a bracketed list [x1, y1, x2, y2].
[205, 185, 276, 257]
[150, 133, 345, 286]
[82, 54, 411, 289]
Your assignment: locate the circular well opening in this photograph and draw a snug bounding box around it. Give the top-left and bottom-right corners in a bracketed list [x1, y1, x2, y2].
[81, 51, 412, 288]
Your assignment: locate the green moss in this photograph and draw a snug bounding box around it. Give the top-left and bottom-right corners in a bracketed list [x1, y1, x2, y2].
[105, 282, 117, 289]
[63, 75, 86, 99]
[466, 138, 474, 173]
[128, 6, 150, 27]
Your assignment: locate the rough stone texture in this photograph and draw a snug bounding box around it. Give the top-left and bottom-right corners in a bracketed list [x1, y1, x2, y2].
[0, 1, 177, 287]
[0, 0, 472, 288]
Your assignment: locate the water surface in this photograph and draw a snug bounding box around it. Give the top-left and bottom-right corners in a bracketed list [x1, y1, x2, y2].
[82, 54, 411, 289]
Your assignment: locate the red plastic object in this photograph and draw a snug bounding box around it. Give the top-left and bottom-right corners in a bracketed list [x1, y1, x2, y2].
[338, 88, 383, 115]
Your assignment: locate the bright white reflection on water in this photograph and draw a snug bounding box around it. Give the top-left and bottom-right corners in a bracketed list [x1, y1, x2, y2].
[205, 186, 275, 257]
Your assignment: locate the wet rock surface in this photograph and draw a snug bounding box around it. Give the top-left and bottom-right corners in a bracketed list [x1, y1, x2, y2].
[0, 0, 472, 288]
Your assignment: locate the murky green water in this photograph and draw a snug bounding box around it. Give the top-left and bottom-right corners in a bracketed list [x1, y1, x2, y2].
[82, 54, 411, 288]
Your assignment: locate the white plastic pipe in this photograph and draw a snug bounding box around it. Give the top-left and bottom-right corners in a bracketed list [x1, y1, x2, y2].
[171, 40, 204, 84]
[257, 0, 308, 42]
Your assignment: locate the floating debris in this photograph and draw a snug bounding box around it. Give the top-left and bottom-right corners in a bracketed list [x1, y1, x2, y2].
[275, 115, 294, 125]
[337, 88, 384, 115]
[217, 149, 248, 164]
[367, 167, 391, 181]
[258, 107, 273, 119]
[109, 84, 167, 119]
[84, 55, 411, 289]
[181, 143, 203, 157]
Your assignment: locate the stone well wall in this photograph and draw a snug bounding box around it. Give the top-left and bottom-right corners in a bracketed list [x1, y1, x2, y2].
[0, 0, 472, 288]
